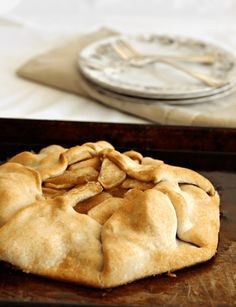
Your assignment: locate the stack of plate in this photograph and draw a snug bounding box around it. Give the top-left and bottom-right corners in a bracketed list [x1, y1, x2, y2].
[78, 34, 236, 105]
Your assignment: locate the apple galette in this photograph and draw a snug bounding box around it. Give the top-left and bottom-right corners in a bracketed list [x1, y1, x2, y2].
[0, 141, 220, 288]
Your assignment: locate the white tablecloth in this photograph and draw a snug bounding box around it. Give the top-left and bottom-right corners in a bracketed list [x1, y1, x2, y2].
[1, 0, 236, 124]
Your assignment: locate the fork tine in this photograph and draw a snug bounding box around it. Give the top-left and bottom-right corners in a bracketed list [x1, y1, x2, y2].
[111, 42, 129, 60]
[118, 40, 141, 57]
[112, 40, 134, 60]
[117, 40, 138, 58]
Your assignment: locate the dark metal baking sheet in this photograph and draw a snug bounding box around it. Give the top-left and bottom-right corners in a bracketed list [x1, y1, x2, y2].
[0, 118, 235, 306]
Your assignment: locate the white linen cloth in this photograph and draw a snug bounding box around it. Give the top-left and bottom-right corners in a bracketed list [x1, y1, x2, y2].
[1, 0, 236, 126]
[0, 17, 142, 123]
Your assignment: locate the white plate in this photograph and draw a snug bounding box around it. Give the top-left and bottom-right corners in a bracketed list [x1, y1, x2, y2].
[79, 34, 236, 100]
[89, 80, 236, 105]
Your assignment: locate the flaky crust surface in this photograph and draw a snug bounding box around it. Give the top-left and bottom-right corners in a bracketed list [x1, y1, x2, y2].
[0, 141, 220, 288]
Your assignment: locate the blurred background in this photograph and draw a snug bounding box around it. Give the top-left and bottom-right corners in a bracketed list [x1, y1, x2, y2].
[2, 0, 236, 36]
[1, 0, 236, 123]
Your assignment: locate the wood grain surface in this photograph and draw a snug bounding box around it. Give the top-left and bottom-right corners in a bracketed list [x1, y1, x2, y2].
[0, 119, 235, 306]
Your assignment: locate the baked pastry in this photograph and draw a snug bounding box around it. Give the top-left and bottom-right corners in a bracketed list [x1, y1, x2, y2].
[0, 141, 220, 288]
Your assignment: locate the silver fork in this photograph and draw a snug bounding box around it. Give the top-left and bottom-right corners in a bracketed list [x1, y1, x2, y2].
[111, 40, 228, 88]
[112, 40, 218, 64]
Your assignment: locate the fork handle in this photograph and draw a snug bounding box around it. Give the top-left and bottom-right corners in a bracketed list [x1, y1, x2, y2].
[160, 59, 227, 87]
[137, 54, 217, 65]
[132, 58, 227, 88]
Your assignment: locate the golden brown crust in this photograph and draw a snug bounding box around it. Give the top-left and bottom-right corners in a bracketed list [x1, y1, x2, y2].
[9, 145, 67, 181]
[44, 166, 99, 189]
[0, 141, 220, 288]
[0, 162, 42, 226]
